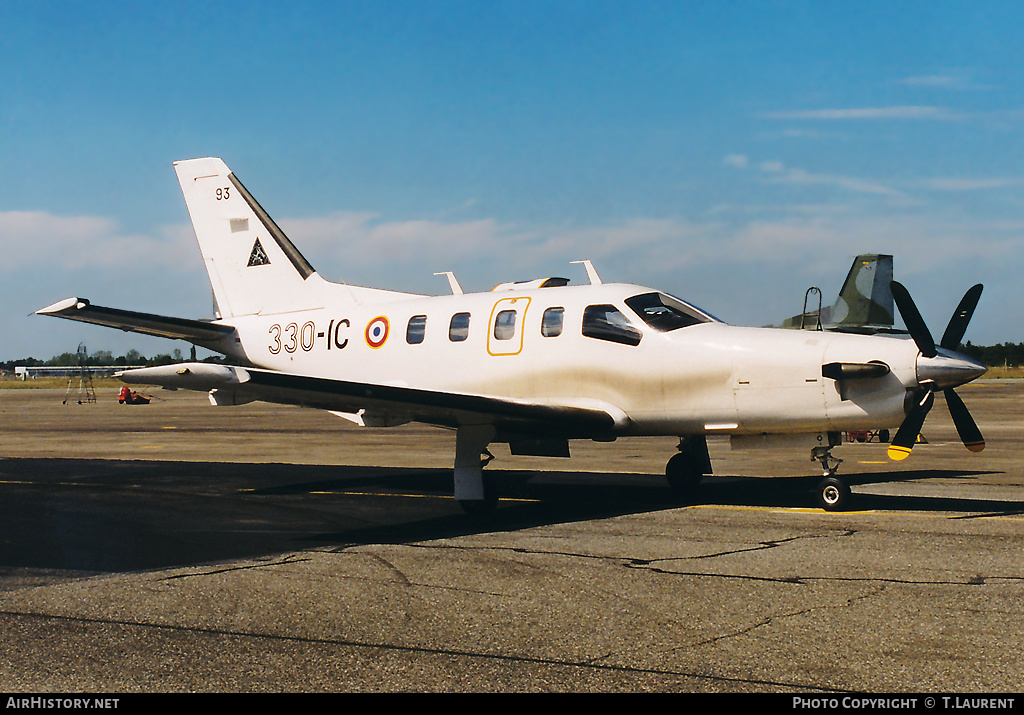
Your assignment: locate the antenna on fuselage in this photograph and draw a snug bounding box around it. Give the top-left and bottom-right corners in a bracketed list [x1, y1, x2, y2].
[570, 260, 602, 285]
[434, 271, 464, 295]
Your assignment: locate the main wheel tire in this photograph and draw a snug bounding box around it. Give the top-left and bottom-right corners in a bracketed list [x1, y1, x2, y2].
[666, 452, 702, 493]
[816, 476, 851, 511]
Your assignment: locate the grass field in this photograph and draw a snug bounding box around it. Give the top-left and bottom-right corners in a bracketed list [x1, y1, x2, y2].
[0, 377, 125, 390]
[980, 365, 1024, 379]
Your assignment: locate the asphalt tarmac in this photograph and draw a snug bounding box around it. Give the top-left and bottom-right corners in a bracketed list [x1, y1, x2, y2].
[0, 381, 1021, 693]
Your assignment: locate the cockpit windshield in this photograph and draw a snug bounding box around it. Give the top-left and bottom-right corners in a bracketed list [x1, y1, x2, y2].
[624, 292, 718, 332]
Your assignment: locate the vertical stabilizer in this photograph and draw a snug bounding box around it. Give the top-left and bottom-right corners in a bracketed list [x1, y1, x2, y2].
[174, 158, 323, 318]
[828, 254, 894, 330]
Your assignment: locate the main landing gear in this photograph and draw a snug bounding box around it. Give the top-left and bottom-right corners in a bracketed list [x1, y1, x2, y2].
[665, 436, 712, 500]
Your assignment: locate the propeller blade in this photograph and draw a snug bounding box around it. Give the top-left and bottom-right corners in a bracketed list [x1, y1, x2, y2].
[940, 284, 983, 350]
[891, 281, 936, 358]
[888, 389, 935, 461]
[944, 389, 985, 452]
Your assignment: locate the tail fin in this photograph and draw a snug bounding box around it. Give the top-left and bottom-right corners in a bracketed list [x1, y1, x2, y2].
[174, 158, 323, 318]
[828, 254, 895, 330]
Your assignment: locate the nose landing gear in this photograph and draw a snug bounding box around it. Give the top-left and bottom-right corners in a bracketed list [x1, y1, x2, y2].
[812, 444, 851, 511]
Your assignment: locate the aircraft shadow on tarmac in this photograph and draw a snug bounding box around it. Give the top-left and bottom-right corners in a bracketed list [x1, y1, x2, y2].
[0, 457, 1017, 574]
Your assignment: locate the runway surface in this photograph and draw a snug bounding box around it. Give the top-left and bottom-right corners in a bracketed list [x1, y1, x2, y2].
[0, 382, 1021, 692]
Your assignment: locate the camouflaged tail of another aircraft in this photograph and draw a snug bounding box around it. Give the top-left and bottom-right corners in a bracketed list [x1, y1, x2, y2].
[781, 254, 898, 334]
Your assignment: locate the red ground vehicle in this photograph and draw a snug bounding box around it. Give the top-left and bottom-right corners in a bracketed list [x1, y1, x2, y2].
[846, 429, 891, 443]
[118, 386, 150, 405]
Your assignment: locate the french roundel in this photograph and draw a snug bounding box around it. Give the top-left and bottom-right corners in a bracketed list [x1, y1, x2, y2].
[364, 316, 390, 348]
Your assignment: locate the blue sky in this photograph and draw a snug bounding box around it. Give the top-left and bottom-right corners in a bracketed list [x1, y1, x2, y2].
[2, 0, 1022, 360]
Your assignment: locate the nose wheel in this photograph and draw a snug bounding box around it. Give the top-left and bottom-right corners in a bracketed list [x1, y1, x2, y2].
[816, 475, 851, 511]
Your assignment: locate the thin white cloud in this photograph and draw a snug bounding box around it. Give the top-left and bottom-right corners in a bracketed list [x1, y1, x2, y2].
[280, 211, 528, 272]
[900, 75, 961, 88]
[898, 74, 992, 91]
[723, 154, 748, 169]
[762, 106, 958, 120]
[769, 168, 909, 198]
[919, 177, 1023, 191]
[747, 161, 910, 200]
[780, 128, 826, 138]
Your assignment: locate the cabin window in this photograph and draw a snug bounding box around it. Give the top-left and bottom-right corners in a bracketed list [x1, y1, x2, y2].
[541, 307, 564, 337]
[449, 312, 470, 342]
[625, 292, 716, 331]
[582, 304, 642, 346]
[406, 315, 427, 344]
[493, 310, 517, 340]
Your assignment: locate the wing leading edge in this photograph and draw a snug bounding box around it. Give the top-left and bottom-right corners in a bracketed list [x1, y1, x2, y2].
[35, 297, 238, 348]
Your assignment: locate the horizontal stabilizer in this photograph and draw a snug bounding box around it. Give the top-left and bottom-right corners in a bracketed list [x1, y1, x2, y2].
[35, 297, 236, 346]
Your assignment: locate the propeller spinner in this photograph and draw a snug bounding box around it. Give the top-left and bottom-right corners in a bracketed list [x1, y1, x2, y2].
[887, 281, 986, 460]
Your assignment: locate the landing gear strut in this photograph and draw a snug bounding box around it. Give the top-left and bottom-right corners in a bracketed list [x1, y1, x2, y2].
[454, 425, 498, 515]
[811, 445, 843, 477]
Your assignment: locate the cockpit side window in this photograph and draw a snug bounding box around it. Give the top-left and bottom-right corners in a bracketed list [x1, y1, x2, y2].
[582, 304, 642, 346]
[624, 292, 713, 332]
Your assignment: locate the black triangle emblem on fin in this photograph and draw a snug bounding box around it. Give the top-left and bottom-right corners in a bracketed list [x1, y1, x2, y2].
[247, 238, 270, 267]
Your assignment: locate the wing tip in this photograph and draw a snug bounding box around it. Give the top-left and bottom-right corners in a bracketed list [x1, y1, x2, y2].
[35, 297, 87, 315]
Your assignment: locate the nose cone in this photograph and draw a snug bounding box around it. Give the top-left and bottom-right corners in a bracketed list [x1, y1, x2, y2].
[917, 349, 987, 389]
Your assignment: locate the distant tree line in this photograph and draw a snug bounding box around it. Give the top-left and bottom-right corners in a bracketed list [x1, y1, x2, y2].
[0, 349, 222, 372]
[960, 342, 1024, 368]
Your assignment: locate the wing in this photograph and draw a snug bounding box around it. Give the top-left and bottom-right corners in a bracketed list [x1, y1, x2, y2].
[36, 297, 237, 347]
[116, 362, 626, 438]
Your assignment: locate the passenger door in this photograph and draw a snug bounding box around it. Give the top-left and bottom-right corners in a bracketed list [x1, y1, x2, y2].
[488, 297, 530, 356]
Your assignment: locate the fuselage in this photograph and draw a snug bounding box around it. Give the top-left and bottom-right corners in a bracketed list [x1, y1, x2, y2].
[217, 279, 925, 438]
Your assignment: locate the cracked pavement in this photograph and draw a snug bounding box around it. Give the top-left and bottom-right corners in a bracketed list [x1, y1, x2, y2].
[0, 384, 1021, 692]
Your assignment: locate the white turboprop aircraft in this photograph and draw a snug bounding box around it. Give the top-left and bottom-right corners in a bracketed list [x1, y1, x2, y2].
[37, 158, 988, 512]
